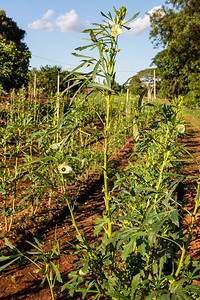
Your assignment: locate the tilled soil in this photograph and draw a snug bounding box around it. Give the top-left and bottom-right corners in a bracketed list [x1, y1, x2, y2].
[0, 118, 200, 300]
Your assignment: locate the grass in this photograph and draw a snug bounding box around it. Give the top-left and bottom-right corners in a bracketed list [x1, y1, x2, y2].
[182, 106, 200, 129]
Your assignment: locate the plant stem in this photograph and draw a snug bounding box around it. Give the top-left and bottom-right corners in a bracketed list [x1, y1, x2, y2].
[154, 125, 171, 203]
[61, 174, 84, 243]
[155, 150, 170, 193]
[103, 94, 112, 237]
[46, 271, 55, 300]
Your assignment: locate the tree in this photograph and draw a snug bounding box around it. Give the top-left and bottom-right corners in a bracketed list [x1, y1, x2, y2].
[129, 68, 161, 99]
[149, 0, 200, 105]
[0, 10, 31, 91]
[29, 65, 88, 96]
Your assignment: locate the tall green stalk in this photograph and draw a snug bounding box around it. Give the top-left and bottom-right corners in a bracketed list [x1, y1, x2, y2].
[65, 6, 138, 238]
[103, 94, 112, 237]
[60, 174, 84, 243]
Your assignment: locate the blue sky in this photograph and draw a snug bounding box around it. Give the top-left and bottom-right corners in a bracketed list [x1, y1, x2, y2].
[1, 0, 165, 84]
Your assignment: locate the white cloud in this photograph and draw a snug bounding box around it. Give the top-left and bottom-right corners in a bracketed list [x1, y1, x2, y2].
[28, 9, 88, 33]
[28, 10, 55, 32]
[55, 9, 84, 33]
[28, 19, 54, 32]
[127, 6, 162, 35]
[42, 9, 55, 20]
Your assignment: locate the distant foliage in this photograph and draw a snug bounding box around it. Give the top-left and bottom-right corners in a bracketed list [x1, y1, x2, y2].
[129, 68, 161, 97]
[0, 10, 31, 91]
[150, 0, 200, 106]
[29, 65, 89, 96]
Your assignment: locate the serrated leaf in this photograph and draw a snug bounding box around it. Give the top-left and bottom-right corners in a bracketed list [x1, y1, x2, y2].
[138, 242, 146, 256]
[148, 218, 166, 246]
[130, 273, 140, 300]
[121, 238, 136, 261]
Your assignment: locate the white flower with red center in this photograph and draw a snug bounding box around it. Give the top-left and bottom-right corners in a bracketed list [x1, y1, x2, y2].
[58, 163, 72, 174]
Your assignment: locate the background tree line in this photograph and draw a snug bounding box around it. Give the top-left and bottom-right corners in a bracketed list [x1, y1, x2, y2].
[0, 10, 31, 91]
[0, 0, 199, 106]
[129, 0, 199, 106]
[149, 0, 200, 106]
[29, 66, 81, 97]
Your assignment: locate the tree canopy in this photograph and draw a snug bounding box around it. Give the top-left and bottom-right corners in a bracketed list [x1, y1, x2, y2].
[29, 65, 89, 96]
[129, 68, 161, 98]
[0, 10, 31, 91]
[149, 0, 200, 106]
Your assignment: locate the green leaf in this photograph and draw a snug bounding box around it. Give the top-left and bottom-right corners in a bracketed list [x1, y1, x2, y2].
[26, 238, 43, 252]
[100, 11, 111, 20]
[170, 210, 179, 227]
[148, 218, 166, 246]
[33, 171, 53, 188]
[92, 60, 101, 82]
[0, 188, 6, 195]
[87, 82, 114, 92]
[71, 52, 95, 60]
[75, 44, 94, 51]
[160, 294, 171, 300]
[121, 236, 137, 260]
[123, 12, 140, 25]
[138, 242, 146, 256]
[4, 238, 22, 255]
[106, 290, 129, 300]
[51, 262, 63, 283]
[0, 256, 20, 272]
[130, 273, 140, 300]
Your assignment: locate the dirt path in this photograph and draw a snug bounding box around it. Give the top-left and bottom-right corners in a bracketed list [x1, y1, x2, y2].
[1, 117, 200, 300]
[180, 117, 200, 260]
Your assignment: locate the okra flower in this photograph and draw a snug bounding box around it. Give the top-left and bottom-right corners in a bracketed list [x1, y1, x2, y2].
[79, 268, 88, 276]
[176, 124, 185, 134]
[58, 163, 72, 174]
[111, 24, 122, 37]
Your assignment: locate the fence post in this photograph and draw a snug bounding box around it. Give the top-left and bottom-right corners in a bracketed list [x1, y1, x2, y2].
[154, 69, 156, 100]
[126, 88, 129, 117]
[56, 68, 61, 143]
[33, 73, 36, 98]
